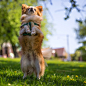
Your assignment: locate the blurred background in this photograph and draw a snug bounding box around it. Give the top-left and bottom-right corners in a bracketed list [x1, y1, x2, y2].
[0, 0, 86, 61]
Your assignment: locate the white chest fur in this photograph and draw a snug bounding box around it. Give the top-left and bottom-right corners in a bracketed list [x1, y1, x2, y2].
[21, 55, 35, 71]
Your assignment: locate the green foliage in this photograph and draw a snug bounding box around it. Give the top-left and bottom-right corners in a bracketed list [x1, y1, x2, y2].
[72, 50, 81, 61]
[77, 46, 86, 61]
[41, 15, 52, 47]
[70, 53, 74, 60]
[50, 56, 55, 59]
[0, 58, 86, 86]
[41, 0, 86, 23]
[75, 20, 86, 61]
[54, 53, 59, 58]
[0, 0, 21, 45]
[75, 22, 86, 39]
[82, 54, 86, 61]
[0, 0, 52, 47]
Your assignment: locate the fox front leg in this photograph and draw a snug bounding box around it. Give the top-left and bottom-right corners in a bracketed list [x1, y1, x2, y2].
[19, 28, 26, 35]
[31, 22, 36, 36]
[24, 25, 31, 33]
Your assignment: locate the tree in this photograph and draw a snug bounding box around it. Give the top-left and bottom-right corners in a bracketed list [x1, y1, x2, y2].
[75, 19, 86, 61]
[41, 0, 86, 23]
[0, 0, 51, 57]
[71, 50, 81, 61]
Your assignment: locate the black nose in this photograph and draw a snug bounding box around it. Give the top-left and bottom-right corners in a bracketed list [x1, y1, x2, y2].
[30, 8, 33, 11]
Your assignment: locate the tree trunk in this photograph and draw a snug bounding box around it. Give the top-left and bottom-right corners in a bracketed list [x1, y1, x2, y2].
[12, 45, 18, 57]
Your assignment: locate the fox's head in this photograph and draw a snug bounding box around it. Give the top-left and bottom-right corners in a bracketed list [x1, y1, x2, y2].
[22, 4, 43, 17]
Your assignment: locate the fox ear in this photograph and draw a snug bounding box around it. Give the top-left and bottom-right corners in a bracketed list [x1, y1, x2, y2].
[22, 4, 28, 14]
[36, 6, 43, 13]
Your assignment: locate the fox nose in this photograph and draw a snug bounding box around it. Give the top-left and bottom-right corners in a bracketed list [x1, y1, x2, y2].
[30, 8, 33, 11]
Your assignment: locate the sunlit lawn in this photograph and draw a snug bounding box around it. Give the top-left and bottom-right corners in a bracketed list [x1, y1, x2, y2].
[0, 58, 86, 86]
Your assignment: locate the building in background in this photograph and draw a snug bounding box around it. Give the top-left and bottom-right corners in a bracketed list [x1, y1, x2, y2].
[0, 42, 14, 58]
[42, 48, 52, 59]
[0, 43, 69, 60]
[52, 48, 68, 59]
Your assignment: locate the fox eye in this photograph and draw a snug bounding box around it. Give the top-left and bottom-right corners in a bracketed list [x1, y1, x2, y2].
[28, 8, 30, 10]
[34, 9, 36, 11]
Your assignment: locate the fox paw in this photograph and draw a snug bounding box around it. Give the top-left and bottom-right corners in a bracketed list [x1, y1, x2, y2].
[26, 30, 31, 33]
[31, 31, 36, 36]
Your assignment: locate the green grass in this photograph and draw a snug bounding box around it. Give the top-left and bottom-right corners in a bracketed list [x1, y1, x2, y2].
[0, 58, 86, 86]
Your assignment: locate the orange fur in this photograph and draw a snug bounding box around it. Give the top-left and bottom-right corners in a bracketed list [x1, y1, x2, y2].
[22, 4, 43, 17]
[20, 4, 43, 35]
[19, 4, 45, 79]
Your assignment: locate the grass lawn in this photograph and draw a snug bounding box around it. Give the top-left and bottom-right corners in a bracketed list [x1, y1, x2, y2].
[0, 58, 86, 86]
